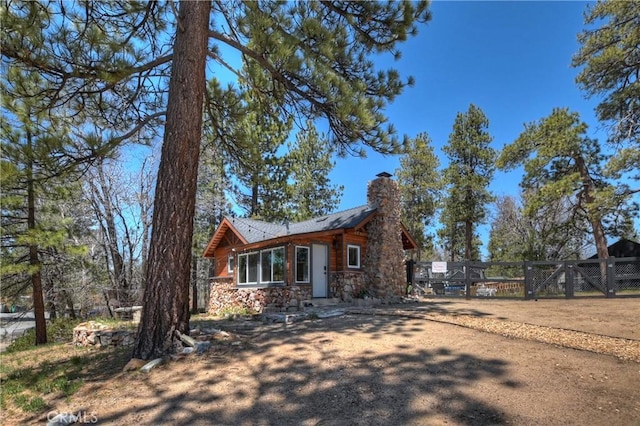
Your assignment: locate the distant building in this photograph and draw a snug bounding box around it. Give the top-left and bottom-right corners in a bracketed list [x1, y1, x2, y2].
[588, 238, 640, 259]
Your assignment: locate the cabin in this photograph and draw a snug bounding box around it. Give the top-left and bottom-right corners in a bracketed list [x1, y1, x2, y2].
[204, 173, 418, 314]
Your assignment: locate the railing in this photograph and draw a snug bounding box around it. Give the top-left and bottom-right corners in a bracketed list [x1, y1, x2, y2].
[407, 257, 640, 299]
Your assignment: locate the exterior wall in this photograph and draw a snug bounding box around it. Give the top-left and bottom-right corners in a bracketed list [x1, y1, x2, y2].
[208, 279, 312, 314]
[363, 175, 406, 298]
[330, 271, 366, 301]
[212, 245, 234, 279]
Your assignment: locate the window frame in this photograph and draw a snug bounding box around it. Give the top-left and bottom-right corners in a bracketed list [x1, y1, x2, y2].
[237, 246, 285, 286]
[347, 244, 361, 269]
[227, 253, 234, 274]
[237, 251, 259, 285]
[261, 247, 285, 284]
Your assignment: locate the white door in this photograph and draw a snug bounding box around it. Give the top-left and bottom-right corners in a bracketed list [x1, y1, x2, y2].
[312, 244, 328, 298]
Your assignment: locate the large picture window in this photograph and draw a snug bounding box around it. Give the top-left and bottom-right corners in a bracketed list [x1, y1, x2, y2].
[347, 244, 361, 268]
[295, 246, 310, 283]
[238, 247, 284, 286]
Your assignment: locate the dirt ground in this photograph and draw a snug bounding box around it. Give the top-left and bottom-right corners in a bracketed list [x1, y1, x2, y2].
[6, 298, 640, 425]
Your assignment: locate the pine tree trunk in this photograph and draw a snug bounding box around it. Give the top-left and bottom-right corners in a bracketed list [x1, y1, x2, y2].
[132, 0, 211, 360]
[191, 256, 198, 314]
[27, 129, 47, 345]
[575, 156, 609, 260]
[465, 220, 472, 261]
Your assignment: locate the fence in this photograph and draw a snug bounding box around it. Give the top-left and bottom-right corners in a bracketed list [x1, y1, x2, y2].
[407, 257, 640, 299]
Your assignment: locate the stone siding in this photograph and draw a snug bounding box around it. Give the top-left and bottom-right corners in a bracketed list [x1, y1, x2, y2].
[363, 175, 406, 299]
[330, 271, 366, 301]
[208, 280, 311, 314]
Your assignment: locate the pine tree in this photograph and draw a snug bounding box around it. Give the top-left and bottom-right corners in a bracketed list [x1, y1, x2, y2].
[572, 0, 640, 154]
[441, 104, 496, 261]
[497, 108, 634, 260]
[192, 126, 233, 313]
[287, 122, 343, 222]
[1, 74, 85, 344]
[396, 132, 442, 260]
[228, 88, 293, 221]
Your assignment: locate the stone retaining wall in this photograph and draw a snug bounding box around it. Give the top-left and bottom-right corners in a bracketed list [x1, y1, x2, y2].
[73, 321, 136, 348]
[208, 280, 312, 314]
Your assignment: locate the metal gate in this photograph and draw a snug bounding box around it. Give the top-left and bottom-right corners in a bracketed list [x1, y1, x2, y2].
[407, 257, 640, 299]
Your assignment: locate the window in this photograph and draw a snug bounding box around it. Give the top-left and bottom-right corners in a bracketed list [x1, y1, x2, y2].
[238, 247, 284, 286]
[238, 253, 248, 284]
[238, 252, 259, 285]
[347, 244, 361, 268]
[295, 246, 310, 283]
[261, 247, 285, 283]
[227, 254, 234, 273]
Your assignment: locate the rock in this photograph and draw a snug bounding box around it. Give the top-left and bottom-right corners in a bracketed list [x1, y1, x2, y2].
[140, 357, 164, 373]
[99, 334, 112, 346]
[121, 333, 135, 346]
[123, 358, 147, 372]
[316, 309, 346, 319]
[195, 341, 211, 354]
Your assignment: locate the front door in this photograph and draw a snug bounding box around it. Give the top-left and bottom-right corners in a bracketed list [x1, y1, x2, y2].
[312, 243, 328, 298]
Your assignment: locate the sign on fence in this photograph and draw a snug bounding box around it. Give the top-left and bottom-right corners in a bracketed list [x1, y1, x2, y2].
[432, 262, 448, 274]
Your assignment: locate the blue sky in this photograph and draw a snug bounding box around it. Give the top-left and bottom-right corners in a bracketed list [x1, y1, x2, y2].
[332, 0, 604, 210]
[325, 0, 640, 253]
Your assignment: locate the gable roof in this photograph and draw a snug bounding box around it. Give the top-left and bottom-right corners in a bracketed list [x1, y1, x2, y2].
[588, 238, 640, 259]
[203, 205, 377, 257]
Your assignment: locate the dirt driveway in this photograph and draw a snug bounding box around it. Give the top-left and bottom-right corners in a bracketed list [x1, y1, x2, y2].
[11, 298, 640, 425]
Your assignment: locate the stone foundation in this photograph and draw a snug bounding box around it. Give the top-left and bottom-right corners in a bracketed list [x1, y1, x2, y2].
[73, 321, 136, 348]
[208, 280, 312, 315]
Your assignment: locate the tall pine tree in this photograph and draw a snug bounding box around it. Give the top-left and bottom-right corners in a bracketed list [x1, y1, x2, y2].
[441, 104, 496, 261]
[396, 132, 442, 260]
[498, 108, 635, 260]
[1, 72, 86, 344]
[572, 0, 640, 152]
[287, 122, 343, 222]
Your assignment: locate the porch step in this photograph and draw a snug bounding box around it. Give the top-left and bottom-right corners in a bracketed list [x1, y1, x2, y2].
[301, 298, 340, 307]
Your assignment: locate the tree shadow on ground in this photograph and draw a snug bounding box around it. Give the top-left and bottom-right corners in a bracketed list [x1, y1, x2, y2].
[92, 314, 519, 425]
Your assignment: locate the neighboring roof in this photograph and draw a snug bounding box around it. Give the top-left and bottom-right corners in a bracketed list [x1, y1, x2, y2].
[588, 238, 640, 259]
[203, 205, 376, 257]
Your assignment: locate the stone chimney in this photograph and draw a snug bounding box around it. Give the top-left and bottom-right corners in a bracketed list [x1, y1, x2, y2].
[363, 172, 406, 299]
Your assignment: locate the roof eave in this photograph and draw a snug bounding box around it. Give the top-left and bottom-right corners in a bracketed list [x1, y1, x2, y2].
[203, 217, 249, 258]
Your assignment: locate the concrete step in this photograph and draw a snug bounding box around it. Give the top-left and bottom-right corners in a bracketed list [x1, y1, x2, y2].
[301, 298, 340, 307]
